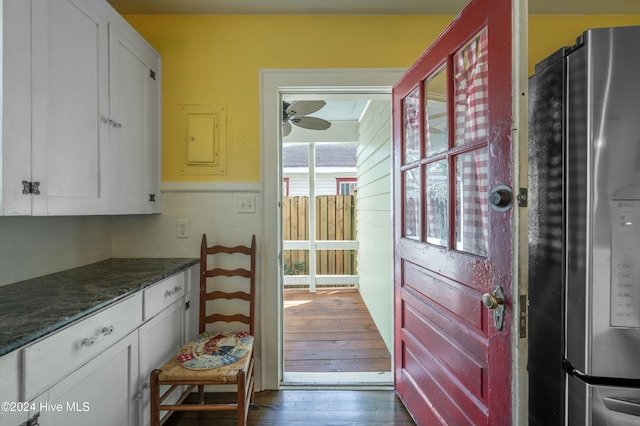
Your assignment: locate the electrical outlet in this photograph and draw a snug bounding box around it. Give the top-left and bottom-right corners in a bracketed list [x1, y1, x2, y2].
[177, 219, 189, 238]
[237, 195, 256, 213]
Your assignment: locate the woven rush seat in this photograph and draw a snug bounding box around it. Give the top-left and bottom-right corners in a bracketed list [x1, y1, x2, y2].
[156, 347, 252, 384]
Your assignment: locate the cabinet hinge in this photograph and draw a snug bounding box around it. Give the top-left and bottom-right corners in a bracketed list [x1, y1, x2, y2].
[150, 69, 156, 80]
[185, 300, 190, 311]
[149, 193, 156, 202]
[22, 181, 41, 195]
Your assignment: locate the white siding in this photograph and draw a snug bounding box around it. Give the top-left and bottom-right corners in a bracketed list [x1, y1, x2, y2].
[284, 170, 357, 196]
[355, 100, 393, 353]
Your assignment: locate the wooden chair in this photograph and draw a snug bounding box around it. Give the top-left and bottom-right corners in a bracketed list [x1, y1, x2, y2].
[150, 234, 256, 426]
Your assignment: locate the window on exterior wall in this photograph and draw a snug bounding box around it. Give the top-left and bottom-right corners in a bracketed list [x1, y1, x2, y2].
[283, 178, 290, 196]
[337, 178, 357, 195]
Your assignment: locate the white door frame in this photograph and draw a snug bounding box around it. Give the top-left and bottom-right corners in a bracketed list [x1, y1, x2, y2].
[259, 68, 406, 389]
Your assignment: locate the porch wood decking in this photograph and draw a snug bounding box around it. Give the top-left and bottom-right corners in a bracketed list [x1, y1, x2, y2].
[284, 288, 392, 373]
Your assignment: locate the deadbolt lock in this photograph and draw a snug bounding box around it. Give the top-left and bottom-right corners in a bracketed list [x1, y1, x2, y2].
[488, 185, 513, 212]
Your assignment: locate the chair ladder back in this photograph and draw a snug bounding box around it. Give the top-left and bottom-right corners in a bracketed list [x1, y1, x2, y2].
[199, 234, 256, 336]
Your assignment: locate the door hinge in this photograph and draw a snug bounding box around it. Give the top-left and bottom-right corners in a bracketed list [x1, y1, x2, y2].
[185, 300, 190, 311]
[22, 180, 40, 195]
[519, 294, 527, 338]
[517, 188, 528, 207]
[150, 69, 156, 80]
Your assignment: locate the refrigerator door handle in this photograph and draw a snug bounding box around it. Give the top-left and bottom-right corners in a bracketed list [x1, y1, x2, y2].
[603, 397, 640, 417]
[564, 360, 640, 388]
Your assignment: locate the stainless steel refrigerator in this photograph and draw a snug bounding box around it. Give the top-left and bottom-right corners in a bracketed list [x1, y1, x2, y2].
[529, 26, 640, 425]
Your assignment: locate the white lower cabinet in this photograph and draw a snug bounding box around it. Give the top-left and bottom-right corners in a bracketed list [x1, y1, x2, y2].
[0, 351, 25, 426]
[29, 331, 139, 426]
[138, 300, 184, 426]
[22, 294, 142, 402]
[184, 264, 199, 343]
[4, 265, 200, 426]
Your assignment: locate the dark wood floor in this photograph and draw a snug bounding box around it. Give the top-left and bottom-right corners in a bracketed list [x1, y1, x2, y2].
[162, 390, 415, 425]
[161, 290, 409, 425]
[284, 288, 392, 372]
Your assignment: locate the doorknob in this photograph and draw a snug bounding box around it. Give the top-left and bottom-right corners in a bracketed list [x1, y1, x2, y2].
[482, 286, 506, 331]
[482, 292, 503, 310]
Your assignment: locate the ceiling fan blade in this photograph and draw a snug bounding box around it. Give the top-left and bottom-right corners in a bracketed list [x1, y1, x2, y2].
[286, 100, 326, 118]
[294, 116, 332, 131]
[282, 121, 292, 137]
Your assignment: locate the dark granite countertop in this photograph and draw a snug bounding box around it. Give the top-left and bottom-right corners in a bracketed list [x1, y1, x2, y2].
[0, 258, 199, 357]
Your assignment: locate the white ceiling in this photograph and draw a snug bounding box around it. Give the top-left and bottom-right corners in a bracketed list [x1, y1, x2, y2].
[106, 0, 640, 15]
[307, 100, 369, 122]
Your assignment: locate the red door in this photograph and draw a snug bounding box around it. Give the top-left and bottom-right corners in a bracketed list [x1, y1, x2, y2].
[393, 0, 513, 424]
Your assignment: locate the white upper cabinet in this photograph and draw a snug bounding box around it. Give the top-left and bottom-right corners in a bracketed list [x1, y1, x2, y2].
[31, 0, 111, 215]
[0, 0, 161, 216]
[109, 23, 161, 214]
[2, 0, 35, 215]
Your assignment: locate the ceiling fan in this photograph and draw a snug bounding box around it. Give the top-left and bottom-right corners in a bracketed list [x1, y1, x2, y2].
[282, 100, 332, 137]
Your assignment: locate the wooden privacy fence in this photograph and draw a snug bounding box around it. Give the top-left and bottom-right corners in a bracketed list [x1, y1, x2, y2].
[283, 195, 357, 275]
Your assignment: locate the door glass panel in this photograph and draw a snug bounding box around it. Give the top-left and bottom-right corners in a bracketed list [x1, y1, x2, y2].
[403, 87, 421, 164]
[453, 30, 489, 148]
[455, 148, 489, 256]
[425, 68, 448, 156]
[425, 160, 448, 246]
[404, 168, 420, 240]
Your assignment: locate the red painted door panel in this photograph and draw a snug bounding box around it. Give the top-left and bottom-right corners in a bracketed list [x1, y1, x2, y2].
[393, 0, 513, 425]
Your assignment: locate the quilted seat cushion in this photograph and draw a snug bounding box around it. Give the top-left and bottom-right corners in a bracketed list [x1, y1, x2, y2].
[175, 331, 253, 370]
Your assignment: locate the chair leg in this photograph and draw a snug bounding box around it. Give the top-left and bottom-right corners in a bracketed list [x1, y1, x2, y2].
[198, 384, 205, 404]
[150, 370, 161, 426]
[237, 369, 247, 426]
[250, 357, 255, 405]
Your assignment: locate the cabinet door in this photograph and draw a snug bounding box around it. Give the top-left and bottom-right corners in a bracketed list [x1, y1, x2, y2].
[31, 0, 110, 215]
[0, 351, 26, 425]
[138, 300, 184, 426]
[184, 264, 200, 342]
[1, 0, 32, 216]
[29, 331, 139, 426]
[109, 23, 161, 215]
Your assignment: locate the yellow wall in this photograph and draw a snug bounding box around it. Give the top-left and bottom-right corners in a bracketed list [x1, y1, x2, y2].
[529, 15, 640, 74]
[125, 15, 453, 182]
[125, 14, 640, 183]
